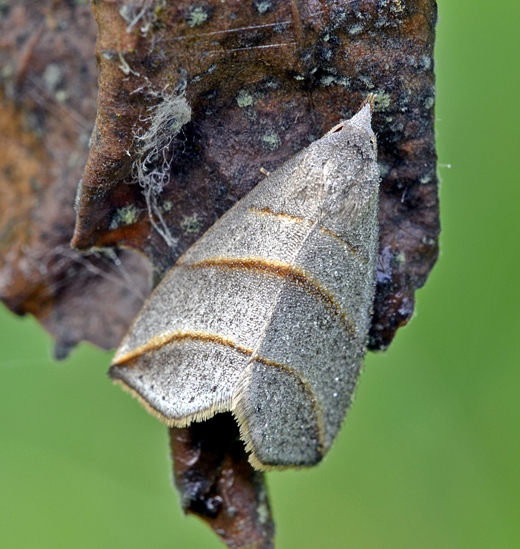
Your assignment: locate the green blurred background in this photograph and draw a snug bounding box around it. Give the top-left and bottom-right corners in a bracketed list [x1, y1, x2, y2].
[1, 1, 519, 547]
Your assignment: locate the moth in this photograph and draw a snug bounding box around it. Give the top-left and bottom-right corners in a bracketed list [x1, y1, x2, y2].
[110, 97, 380, 470]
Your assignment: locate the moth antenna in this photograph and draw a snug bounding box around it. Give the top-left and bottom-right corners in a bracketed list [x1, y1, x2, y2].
[362, 93, 377, 111]
[324, 94, 377, 138]
[323, 120, 348, 138]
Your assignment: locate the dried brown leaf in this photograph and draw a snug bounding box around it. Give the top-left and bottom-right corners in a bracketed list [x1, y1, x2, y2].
[0, 0, 151, 353]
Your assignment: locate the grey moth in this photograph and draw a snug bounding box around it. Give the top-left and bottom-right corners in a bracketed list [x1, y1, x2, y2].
[110, 98, 381, 470]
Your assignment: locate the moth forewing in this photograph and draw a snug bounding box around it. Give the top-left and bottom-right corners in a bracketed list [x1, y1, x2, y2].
[110, 100, 381, 470]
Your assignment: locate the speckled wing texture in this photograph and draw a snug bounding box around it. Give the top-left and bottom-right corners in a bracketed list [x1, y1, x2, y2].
[110, 102, 380, 470]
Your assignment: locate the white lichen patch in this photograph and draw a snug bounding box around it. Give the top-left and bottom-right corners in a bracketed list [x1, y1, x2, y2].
[419, 171, 434, 184]
[358, 75, 375, 89]
[423, 96, 435, 109]
[320, 74, 351, 89]
[421, 236, 437, 246]
[348, 23, 365, 35]
[261, 130, 281, 151]
[257, 501, 270, 525]
[254, 0, 272, 15]
[110, 204, 139, 230]
[374, 90, 391, 111]
[236, 89, 254, 108]
[0, 64, 13, 79]
[336, 76, 351, 88]
[43, 64, 63, 93]
[420, 55, 432, 70]
[321, 48, 333, 61]
[160, 200, 173, 213]
[55, 90, 69, 103]
[180, 214, 201, 235]
[187, 6, 208, 27]
[256, 484, 270, 524]
[320, 75, 336, 87]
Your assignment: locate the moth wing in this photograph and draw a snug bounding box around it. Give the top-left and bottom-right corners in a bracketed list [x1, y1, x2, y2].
[109, 147, 317, 430]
